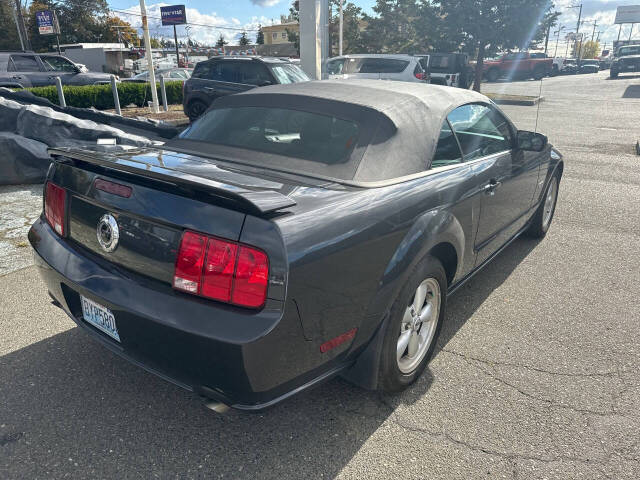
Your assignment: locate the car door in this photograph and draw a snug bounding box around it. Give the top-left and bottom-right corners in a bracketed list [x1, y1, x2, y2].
[39, 56, 78, 85]
[447, 103, 537, 266]
[7, 54, 46, 87]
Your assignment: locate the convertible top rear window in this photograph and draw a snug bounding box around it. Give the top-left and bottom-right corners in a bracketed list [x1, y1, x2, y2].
[179, 106, 360, 169]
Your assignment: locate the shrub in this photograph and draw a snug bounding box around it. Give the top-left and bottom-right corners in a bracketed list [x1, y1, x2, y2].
[27, 81, 184, 110]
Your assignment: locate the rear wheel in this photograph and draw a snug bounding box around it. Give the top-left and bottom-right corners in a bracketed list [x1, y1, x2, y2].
[527, 174, 559, 238]
[378, 256, 447, 392]
[187, 100, 208, 121]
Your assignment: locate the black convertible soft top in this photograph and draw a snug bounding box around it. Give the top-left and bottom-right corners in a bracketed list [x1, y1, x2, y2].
[187, 80, 490, 184]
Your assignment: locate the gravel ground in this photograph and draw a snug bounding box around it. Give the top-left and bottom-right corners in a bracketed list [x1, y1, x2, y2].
[1, 71, 639, 479]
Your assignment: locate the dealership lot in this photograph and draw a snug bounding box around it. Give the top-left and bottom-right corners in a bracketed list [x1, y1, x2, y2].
[1, 71, 639, 479]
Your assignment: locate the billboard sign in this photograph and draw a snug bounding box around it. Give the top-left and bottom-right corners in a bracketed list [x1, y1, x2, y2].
[36, 10, 59, 35]
[160, 5, 187, 26]
[614, 5, 640, 24]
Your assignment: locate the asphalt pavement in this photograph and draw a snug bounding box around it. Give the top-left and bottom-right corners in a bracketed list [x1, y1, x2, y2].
[1, 71, 639, 479]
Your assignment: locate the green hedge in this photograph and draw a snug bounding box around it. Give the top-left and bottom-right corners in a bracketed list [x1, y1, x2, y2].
[26, 81, 184, 110]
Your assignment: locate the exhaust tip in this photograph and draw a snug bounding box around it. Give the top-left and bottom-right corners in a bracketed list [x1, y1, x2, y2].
[204, 400, 230, 414]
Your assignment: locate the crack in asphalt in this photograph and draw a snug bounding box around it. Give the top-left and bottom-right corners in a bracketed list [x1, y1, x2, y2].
[440, 348, 619, 379]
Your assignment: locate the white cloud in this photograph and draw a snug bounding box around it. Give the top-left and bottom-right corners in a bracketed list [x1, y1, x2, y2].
[116, 4, 276, 46]
[250, 0, 282, 7]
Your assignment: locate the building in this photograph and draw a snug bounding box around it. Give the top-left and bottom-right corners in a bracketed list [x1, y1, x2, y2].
[261, 20, 299, 45]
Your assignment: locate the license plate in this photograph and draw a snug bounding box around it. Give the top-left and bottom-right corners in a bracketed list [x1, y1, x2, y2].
[80, 295, 120, 342]
[627, 65, 636, 70]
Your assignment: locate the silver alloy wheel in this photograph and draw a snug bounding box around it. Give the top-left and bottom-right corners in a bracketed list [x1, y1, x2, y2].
[397, 278, 441, 374]
[542, 177, 558, 230]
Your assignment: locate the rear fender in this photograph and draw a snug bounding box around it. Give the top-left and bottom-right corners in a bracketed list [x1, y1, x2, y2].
[342, 209, 465, 389]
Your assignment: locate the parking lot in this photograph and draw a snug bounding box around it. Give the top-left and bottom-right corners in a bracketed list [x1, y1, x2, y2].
[1, 71, 639, 479]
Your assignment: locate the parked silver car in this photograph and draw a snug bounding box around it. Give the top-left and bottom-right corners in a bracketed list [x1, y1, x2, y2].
[326, 54, 429, 83]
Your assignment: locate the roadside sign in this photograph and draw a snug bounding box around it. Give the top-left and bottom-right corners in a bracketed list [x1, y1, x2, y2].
[35, 10, 59, 35]
[614, 5, 640, 24]
[565, 32, 583, 41]
[160, 5, 187, 26]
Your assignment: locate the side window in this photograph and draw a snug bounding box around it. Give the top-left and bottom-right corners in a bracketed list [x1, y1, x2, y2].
[447, 104, 512, 161]
[236, 63, 271, 85]
[8, 55, 41, 72]
[358, 58, 409, 74]
[41, 56, 77, 72]
[191, 62, 212, 79]
[432, 121, 463, 168]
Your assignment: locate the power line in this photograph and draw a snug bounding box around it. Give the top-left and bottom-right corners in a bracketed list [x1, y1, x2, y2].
[109, 8, 260, 32]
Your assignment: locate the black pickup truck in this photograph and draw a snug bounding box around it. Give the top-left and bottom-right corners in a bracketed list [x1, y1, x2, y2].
[610, 44, 640, 78]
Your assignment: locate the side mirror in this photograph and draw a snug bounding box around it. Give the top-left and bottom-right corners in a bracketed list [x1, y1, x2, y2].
[517, 130, 547, 152]
[258, 80, 272, 87]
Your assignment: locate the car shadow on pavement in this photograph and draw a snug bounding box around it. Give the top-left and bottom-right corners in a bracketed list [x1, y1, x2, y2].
[0, 237, 540, 478]
[622, 85, 640, 98]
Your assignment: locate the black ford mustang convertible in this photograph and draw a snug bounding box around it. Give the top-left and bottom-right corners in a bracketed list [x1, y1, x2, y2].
[29, 80, 563, 411]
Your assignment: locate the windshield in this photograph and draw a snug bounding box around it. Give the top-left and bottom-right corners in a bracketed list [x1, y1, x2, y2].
[617, 46, 640, 57]
[179, 106, 358, 167]
[41, 56, 77, 72]
[269, 64, 310, 84]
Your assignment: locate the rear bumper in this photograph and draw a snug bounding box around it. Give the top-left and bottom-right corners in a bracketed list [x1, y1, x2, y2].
[28, 218, 350, 410]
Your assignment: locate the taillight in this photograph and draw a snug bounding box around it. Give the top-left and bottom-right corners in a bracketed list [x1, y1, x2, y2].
[414, 72, 426, 80]
[173, 231, 269, 308]
[44, 182, 66, 236]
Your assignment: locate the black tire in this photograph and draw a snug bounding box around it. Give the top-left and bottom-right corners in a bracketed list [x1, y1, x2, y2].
[486, 68, 500, 82]
[378, 256, 447, 393]
[187, 100, 208, 121]
[527, 173, 560, 238]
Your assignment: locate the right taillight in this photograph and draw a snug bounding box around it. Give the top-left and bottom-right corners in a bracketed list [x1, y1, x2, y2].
[173, 231, 269, 309]
[44, 182, 66, 236]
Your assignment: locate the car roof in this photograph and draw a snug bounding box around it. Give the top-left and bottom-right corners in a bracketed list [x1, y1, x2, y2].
[205, 56, 292, 64]
[329, 54, 417, 61]
[212, 79, 489, 184]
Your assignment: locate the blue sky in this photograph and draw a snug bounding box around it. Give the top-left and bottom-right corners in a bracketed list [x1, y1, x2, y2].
[106, 0, 639, 48]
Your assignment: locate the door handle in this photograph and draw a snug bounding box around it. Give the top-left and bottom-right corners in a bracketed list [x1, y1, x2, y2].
[483, 180, 502, 195]
[203, 87, 215, 91]
[12, 75, 22, 80]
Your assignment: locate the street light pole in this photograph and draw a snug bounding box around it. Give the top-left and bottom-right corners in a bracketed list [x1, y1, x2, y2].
[139, 0, 159, 113]
[553, 26, 566, 57]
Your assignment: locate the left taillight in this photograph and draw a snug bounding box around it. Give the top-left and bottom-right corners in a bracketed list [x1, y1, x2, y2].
[414, 72, 426, 80]
[173, 231, 269, 309]
[44, 182, 66, 236]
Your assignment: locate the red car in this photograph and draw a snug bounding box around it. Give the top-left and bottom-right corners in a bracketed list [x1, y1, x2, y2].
[483, 52, 553, 82]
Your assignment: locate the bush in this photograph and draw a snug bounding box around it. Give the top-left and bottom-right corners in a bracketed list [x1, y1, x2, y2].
[26, 81, 184, 110]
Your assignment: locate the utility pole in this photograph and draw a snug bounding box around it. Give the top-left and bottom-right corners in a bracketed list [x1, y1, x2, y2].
[139, 0, 159, 113]
[567, 4, 583, 63]
[173, 25, 180, 67]
[596, 31, 603, 43]
[339, 0, 343, 56]
[11, 4, 25, 51]
[591, 20, 598, 42]
[553, 26, 566, 57]
[13, 0, 31, 50]
[110, 25, 129, 73]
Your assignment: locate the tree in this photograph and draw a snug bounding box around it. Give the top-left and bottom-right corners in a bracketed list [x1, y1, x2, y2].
[256, 25, 264, 44]
[439, 0, 553, 92]
[329, 0, 364, 54]
[102, 16, 139, 47]
[149, 37, 161, 49]
[575, 40, 599, 59]
[0, 0, 22, 50]
[239, 31, 250, 46]
[215, 34, 228, 48]
[360, 0, 422, 54]
[285, 28, 299, 55]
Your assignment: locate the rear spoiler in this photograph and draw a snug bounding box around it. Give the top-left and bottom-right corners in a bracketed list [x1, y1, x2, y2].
[48, 147, 296, 215]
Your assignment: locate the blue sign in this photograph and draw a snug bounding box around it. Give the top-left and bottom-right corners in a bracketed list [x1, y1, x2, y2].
[36, 10, 58, 35]
[160, 5, 187, 26]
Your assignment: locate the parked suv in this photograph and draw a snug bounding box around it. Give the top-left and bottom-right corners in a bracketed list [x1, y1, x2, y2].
[610, 44, 640, 79]
[424, 53, 472, 88]
[326, 54, 430, 83]
[182, 56, 310, 121]
[0, 52, 114, 88]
